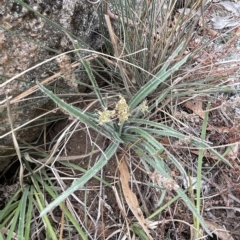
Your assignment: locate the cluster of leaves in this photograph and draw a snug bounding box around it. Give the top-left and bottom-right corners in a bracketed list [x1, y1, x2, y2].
[0, 0, 235, 239]
[37, 43, 230, 237]
[0, 165, 88, 240]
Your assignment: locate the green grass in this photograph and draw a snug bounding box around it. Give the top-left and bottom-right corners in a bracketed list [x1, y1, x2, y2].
[1, 0, 238, 239]
[36, 41, 231, 236]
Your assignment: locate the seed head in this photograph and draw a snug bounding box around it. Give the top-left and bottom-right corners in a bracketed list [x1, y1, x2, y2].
[139, 100, 148, 114]
[98, 109, 115, 125]
[115, 96, 130, 125]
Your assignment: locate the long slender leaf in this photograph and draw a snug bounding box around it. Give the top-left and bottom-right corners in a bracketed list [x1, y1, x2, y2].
[0, 232, 4, 240]
[63, 208, 88, 240]
[33, 189, 58, 240]
[6, 204, 20, 240]
[128, 118, 186, 135]
[136, 127, 186, 139]
[129, 118, 232, 167]
[135, 142, 167, 177]
[131, 224, 149, 240]
[195, 102, 211, 236]
[24, 186, 34, 239]
[126, 127, 164, 151]
[33, 172, 88, 239]
[0, 189, 21, 222]
[37, 82, 122, 141]
[158, 42, 185, 74]
[40, 142, 119, 216]
[148, 194, 181, 220]
[127, 127, 186, 177]
[24, 186, 34, 240]
[31, 174, 58, 240]
[129, 45, 189, 110]
[0, 202, 19, 230]
[134, 143, 212, 236]
[176, 188, 212, 237]
[18, 186, 30, 240]
[81, 60, 105, 108]
[61, 161, 112, 188]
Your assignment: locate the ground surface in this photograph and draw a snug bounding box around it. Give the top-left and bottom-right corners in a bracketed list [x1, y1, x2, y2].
[1, 0, 240, 239]
[45, 103, 240, 239]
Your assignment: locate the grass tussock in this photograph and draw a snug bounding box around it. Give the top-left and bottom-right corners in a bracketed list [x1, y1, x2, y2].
[1, 0, 239, 239]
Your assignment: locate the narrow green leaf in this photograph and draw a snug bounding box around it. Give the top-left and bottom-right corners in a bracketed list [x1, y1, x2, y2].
[37, 82, 122, 141]
[127, 127, 186, 177]
[81, 60, 105, 108]
[130, 118, 232, 167]
[0, 232, 4, 240]
[139, 127, 186, 139]
[128, 118, 185, 136]
[190, 138, 232, 167]
[25, 186, 34, 240]
[195, 102, 211, 235]
[208, 148, 232, 167]
[158, 42, 185, 74]
[34, 189, 58, 240]
[129, 48, 189, 110]
[31, 175, 58, 240]
[6, 204, 20, 240]
[176, 189, 212, 237]
[18, 186, 30, 240]
[137, 144, 167, 177]
[61, 161, 112, 188]
[0, 189, 21, 222]
[33, 172, 88, 239]
[40, 142, 119, 217]
[134, 142, 212, 236]
[148, 194, 180, 220]
[0, 204, 19, 232]
[127, 127, 164, 152]
[63, 209, 88, 240]
[131, 224, 149, 240]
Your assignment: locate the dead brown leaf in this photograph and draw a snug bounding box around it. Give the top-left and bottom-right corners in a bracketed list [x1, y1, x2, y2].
[159, 137, 171, 145]
[205, 28, 219, 39]
[119, 157, 153, 240]
[206, 125, 230, 133]
[184, 98, 205, 119]
[204, 220, 234, 240]
[227, 143, 239, 161]
[190, 150, 218, 160]
[56, 55, 77, 88]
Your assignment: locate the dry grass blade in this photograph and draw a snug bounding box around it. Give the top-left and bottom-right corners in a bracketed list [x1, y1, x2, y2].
[119, 155, 152, 240]
[6, 95, 24, 188]
[0, 50, 75, 89]
[23, 119, 79, 176]
[59, 201, 65, 240]
[0, 55, 96, 111]
[104, 14, 132, 94]
[0, 108, 58, 139]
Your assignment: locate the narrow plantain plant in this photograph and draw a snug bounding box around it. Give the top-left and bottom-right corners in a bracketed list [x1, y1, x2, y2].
[38, 40, 231, 237]
[1, 0, 236, 239]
